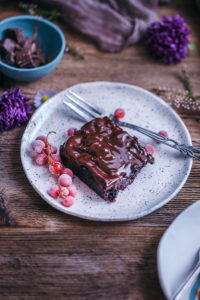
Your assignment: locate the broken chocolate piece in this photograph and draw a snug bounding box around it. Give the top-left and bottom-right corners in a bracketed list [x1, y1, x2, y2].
[15, 49, 32, 68]
[5, 28, 24, 44]
[3, 38, 16, 53]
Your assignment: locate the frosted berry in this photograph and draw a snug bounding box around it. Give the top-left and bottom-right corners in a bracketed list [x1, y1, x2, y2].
[32, 140, 45, 154]
[48, 185, 60, 199]
[60, 187, 69, 199]
[53, 162, 62, 173]
[45, 144, 57, 155]
[158, 130, 169, 138]
[36, 135, 47, 143]
[50, 154, 61, 163]
[114, 108, 125, 120]
[68, 128, 76, 136]
[35, 153, 48, 165]
[68, 185, 77, 197]
[58, 174, 72, 187]
[29, 150, 38, 158]
[62, 196, 74, 207]
[49, 165, 57, 175]
[61, 168, 73, 177]
[145, 144, 155, 155]
[49, 162, 62, 175]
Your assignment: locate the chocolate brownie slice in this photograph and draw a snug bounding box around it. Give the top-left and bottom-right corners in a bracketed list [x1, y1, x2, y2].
[60, 117, 154, 201]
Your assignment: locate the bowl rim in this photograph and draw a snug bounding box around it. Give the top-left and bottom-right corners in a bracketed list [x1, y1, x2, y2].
[0, 15, 66, 72]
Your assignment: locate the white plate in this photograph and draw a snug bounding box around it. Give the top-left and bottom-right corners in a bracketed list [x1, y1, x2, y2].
[157, 200, 200, 300]
[21, 82, 192, 221]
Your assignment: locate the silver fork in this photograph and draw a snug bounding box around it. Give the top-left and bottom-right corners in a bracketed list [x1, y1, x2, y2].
[63, 90, 200, 161]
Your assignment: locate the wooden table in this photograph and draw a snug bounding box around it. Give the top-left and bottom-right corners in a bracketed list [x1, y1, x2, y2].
[0, 1, 200, 299]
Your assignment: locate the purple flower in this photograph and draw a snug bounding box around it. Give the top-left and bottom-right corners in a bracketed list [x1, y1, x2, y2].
[0, 88, 31, 132]
[145, 15, 190, 64]
[34, 88, 56, 108]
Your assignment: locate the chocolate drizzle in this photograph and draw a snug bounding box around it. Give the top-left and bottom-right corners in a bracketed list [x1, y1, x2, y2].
[60, 117, 154, 201]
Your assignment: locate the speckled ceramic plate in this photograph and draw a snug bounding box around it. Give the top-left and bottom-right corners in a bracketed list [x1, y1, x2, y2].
[158, 200, 200, 300]
[21, 82, 192, 221]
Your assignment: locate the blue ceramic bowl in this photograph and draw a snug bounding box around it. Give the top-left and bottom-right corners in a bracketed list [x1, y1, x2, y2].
[0, 15, 66, 81]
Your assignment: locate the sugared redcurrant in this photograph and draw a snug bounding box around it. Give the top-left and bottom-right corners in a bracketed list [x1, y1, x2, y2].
[145, 144, 155, 155]
[158, 131, 169, 138]
[49, 162, 62, 174]
[36, 135, 47, 143]
[114, 108, 125, 120]
[67, 128, 76, 136]
[35, 153, 48, 165]
[48, 185, 60, 198]
[60, 187, 69, 199]
[62, 196, 74, 207]
[58, 174, 72, 187]
[68, 185, 77, 197]
[61, 168, 73, 177]
[50, 154, 61, 163]
[45, 144, 57, 155]
[32, 140, 45, 154]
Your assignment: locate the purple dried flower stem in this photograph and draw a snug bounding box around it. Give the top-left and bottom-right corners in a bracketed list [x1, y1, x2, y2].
[182, 68, 195, 100]
[152, 69, 200, 113]
[151, 87, 187, 97]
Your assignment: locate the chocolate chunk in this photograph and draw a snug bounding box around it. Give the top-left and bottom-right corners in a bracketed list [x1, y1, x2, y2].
[31, 41, 37, 53]
[5, 28, 24, 44]
[0, 43, 8, 58]
[22, 37, 33, 53]
[3, 38, 16, 53]
[15, 50, 32, 68]
[0, 43, 15, 66]
[33, 40, 46, 64]
[1, 52, 15, 66]
[31, 56, 43, 68]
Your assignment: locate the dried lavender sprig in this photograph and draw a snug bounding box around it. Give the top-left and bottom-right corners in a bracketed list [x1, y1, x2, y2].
[19, 2, 60, 21]
[152, 69, 200, 113]
[151, 87, 188, 97]
[182, 68, 194, 100]
[65, 42, 85, 60]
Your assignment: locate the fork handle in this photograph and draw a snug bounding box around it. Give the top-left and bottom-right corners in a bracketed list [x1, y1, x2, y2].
[169, 260, 200, 300]
[113, 117, 200, 161]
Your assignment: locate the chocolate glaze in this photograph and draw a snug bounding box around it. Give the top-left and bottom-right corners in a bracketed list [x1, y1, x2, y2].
[60, 117, 154, 201]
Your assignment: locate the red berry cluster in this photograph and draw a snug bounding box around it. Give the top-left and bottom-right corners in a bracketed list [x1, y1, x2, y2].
[30, 132, 76, 208]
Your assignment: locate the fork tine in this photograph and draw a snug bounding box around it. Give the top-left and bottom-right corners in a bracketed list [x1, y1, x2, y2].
[69, 90, 104, 115]
[66, 93, 99, 119]
[63, 99, 92, 122]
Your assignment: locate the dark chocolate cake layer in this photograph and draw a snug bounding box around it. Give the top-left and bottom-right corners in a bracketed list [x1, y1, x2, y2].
[60, 117, 154, 201]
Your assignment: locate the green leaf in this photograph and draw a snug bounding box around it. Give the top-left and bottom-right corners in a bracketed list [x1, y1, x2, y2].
[188, 43, 196, 51]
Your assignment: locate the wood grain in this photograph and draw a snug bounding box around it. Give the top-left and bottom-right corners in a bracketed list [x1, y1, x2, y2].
[0, 0, 200, 299]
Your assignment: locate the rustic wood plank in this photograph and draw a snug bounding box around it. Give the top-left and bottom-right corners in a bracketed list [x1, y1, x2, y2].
[0, 0, 200, 299]
[0, 228, 165, 300]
